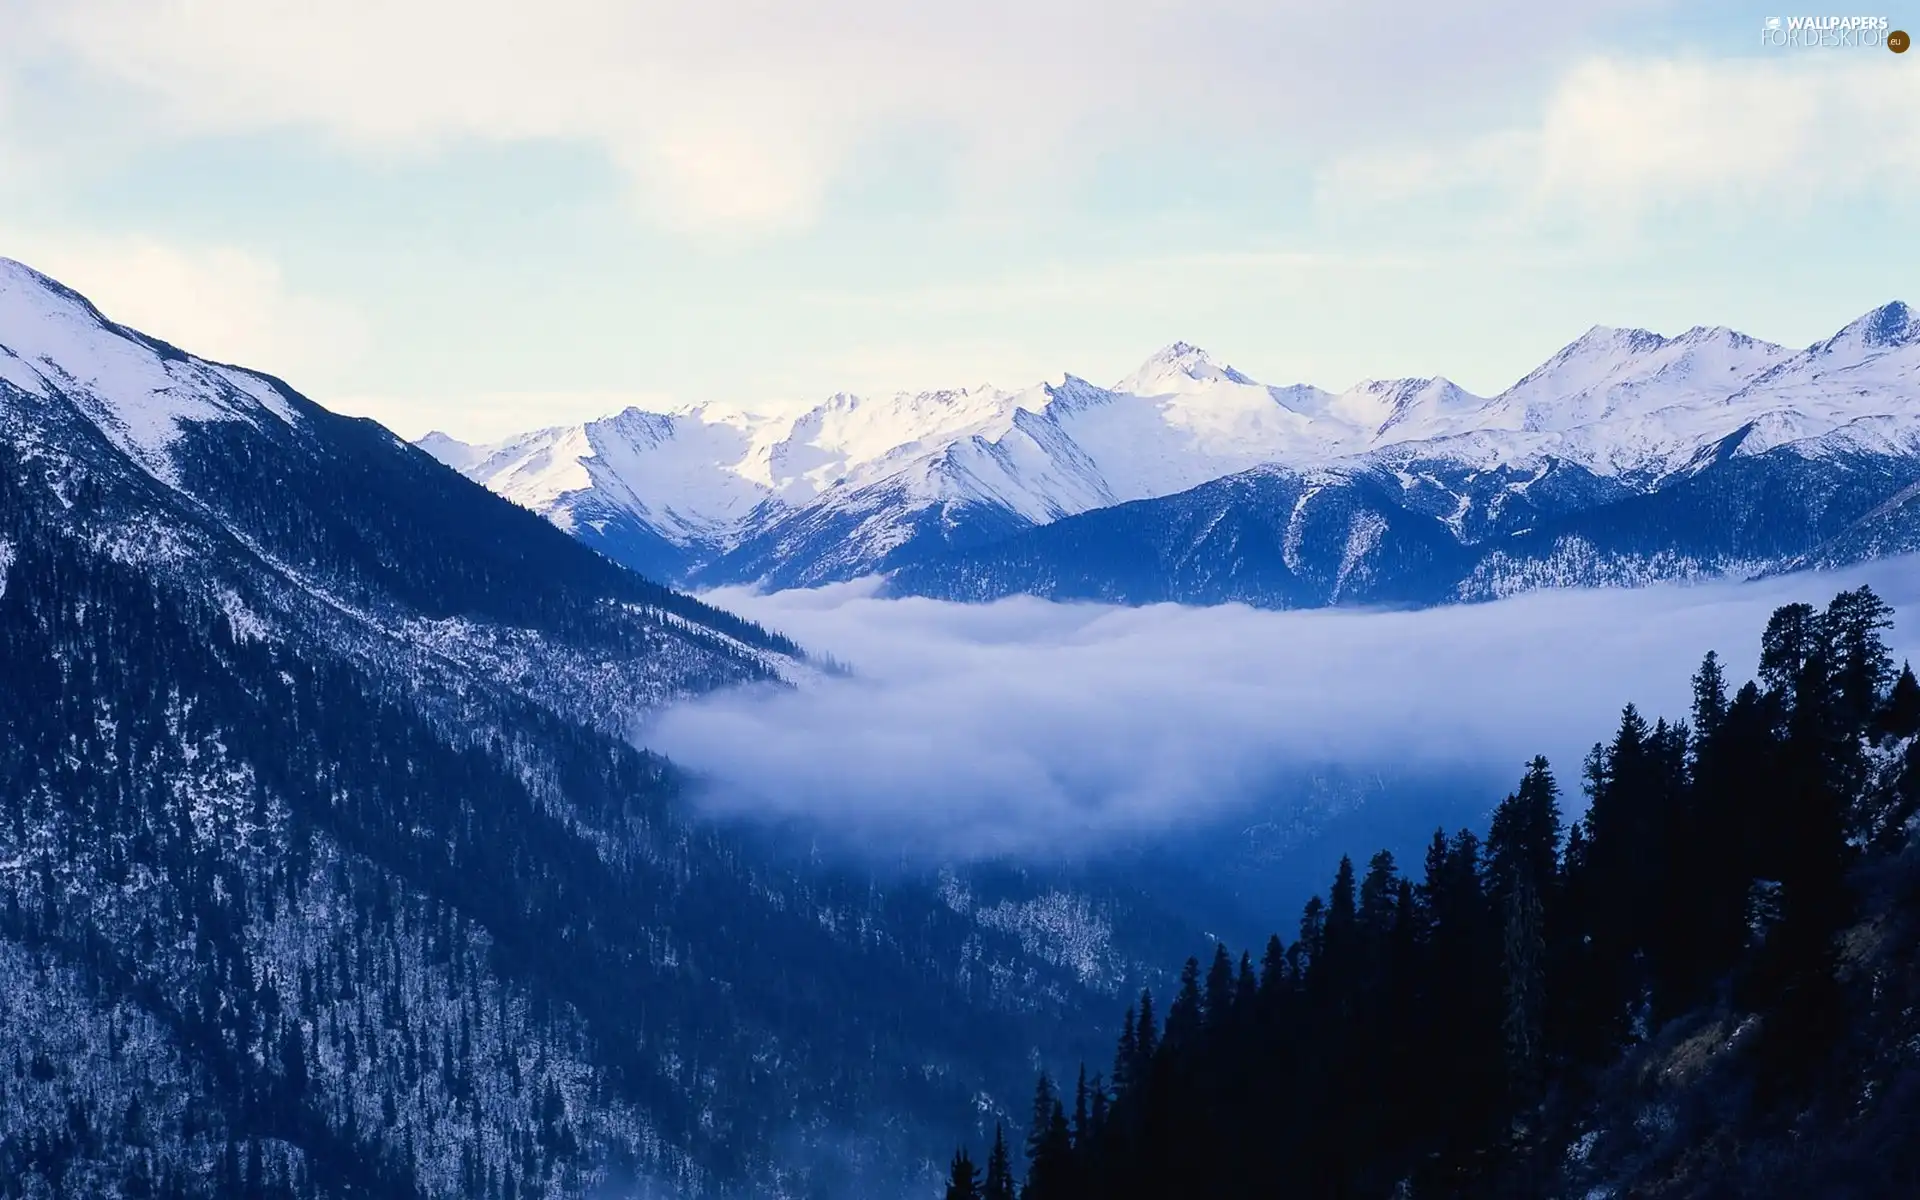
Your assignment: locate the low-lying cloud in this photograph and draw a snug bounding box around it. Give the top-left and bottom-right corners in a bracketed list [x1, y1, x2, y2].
[643, 562, 1920, 856]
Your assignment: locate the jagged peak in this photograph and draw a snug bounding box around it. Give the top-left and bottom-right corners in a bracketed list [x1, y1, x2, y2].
[1819, 301, 1917, 352]
[1049, 373, 1111, 398]
[1351, 375, 1464, 397]
[594, 406, 678, 449]
[1039, 373, 1116, 416]
[600, 404, 675, 429]
[1117, 341, 1255, 392]
[1496, 324, 1674, 397]
[1150, 340, 1211, 363]
[1556, 324, 1669, 359]
[1673, 324, 1737, 343]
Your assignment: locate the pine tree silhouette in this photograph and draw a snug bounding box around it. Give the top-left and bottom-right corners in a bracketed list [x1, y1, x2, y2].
[945, 1147, 982, 1200]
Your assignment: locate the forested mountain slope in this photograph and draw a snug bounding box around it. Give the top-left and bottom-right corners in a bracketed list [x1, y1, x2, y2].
[949, 585, 1920, 1199]
[0, 258, 1180, 1199]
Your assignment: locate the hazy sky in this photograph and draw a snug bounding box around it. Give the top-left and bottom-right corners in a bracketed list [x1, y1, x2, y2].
[642, 561, 1920, 856]
[2, 2, 1916, 438]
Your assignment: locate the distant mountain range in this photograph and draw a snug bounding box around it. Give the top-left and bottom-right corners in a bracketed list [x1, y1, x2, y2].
[425, 303, 1920, 605]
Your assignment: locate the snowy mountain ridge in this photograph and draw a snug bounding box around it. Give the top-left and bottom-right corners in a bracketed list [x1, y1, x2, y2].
[423, 301, 1918, 590]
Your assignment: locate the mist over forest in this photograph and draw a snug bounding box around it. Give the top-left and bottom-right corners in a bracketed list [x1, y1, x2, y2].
[646, 562, 1920, 860]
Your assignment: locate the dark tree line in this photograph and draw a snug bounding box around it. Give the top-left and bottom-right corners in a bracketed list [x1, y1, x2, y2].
[947, 585, 1920, 1199]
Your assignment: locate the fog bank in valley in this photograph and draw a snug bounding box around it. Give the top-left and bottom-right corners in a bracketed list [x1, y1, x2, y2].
[641, 561, 1920, 856]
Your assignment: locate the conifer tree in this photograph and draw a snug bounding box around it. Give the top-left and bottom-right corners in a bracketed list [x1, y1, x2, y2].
[1087, 1073, 1109, 1144]
[1358, 850, 1402, 940]
[1111, 1007, 1137, 1100]
[1658, 650, 1755, 1017]
[1071, 1066, 1090, 1150]
[1293, 896, 1325, 981]
[1760, 602, 1823, 713]
[1485, 757, 1562, 909]
[1692, 650, 1729, 742]
[1502, 867, 1546, 1105]
[1257, 935, 1288, 1016]
[945, 1148, 981, 1200]
[1880, 661, 1920, 740]
[1022, 1074, 1073, 1199]
[1326, 856, 1358, 958]
[1579, 705, 1679, 1032]
[983, 1124, 1016, 1200]
[1233, 950, 1258, 1025]
[1204, 943, 1236, 1030]
[1824, 585, 1894, 729]
[1165, 957, 1204, 1050]
[1025, 1073, 1057, 1167]
[1753, 592, 1871, 1078]
[1134, 990, 1158, 1068]
[1418, 828, 1450, 907]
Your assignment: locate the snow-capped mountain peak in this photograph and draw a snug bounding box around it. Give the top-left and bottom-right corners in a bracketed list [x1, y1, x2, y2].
[1475, 317, 1792, 443]
[1499, 325, 1671, 404]
[1572, 323, 1668, 356]
[1291, 375, 1476, 443]
[0, 256, 299, 487]
[1115, 341, 1255, 394]
[1815, 301, 1917, 355]
[1366, 377, 1486, 443]
[415, 430, 486, 472]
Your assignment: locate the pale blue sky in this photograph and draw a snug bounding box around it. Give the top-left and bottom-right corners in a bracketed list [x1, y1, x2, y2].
[1, 0, 1914, 439]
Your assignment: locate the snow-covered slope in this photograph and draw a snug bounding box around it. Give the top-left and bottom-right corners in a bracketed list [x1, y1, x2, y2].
[0, 258, 305, 487]
[426, 302, 1920, 593]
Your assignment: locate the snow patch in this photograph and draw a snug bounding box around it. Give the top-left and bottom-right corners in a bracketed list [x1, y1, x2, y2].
[1334, 509, 1388, 598]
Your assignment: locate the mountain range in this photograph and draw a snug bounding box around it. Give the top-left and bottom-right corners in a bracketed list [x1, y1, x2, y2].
[0, 256, 1206, 1198]
[425, 303, 1920, 606]
[10, 246, 1919, 1197]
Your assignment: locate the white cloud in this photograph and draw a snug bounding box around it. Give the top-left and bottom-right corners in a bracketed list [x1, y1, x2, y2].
[0, 232, 367, 385]
[1534, 56, 1920, 213]
[646, 561, 1920, 856]
[1321, 54, 1920, 225]
[10, 0, 1657, 233]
